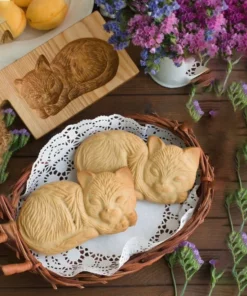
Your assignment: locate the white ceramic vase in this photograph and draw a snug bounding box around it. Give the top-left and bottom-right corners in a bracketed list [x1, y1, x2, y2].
[150, 57, 209, 88]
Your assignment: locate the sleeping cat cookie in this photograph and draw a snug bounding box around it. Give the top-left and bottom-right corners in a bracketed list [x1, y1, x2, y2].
[17, 167, 137, 255]
[75, 130, 201, 204]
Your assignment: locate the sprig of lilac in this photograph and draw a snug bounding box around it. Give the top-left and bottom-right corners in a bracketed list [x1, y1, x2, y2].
[208, 260, 225, 296]
[186, 85, 205, 122]
[227, 82, 247, 111]
[225, 146, 247, 296]
[2, 108, 16, 127]
[228, 232, 247, 296]
[166, 241, 204, 296]
[0, 109, 30, 184]
[177, 241, 204, 296]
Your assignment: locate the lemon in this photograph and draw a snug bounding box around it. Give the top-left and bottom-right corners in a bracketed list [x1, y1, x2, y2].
[26, 0, 68, 31]
[0, 1, 26, 38]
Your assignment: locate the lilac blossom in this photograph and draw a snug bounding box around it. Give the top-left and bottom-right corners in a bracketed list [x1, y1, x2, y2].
[193, 100, 204, 116]
[209, 259, 218, 267]
[242, 83, 247, 96]
[2, 108, 16, 116]
[241, 232, 247, 246]
[209, 110, 218, 117]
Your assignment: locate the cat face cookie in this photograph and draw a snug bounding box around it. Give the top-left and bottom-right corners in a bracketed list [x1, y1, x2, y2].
[140, 136, 201, 204]
[74, 130, 200, 205]
[77, 167, 137, 235]
[17, 167, 137, 255]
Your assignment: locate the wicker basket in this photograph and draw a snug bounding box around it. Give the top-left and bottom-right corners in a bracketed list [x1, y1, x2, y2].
[0, 114, 214, 289]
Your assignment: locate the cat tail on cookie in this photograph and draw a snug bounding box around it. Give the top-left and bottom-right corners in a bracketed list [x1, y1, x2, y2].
[17, 193, 78, 255]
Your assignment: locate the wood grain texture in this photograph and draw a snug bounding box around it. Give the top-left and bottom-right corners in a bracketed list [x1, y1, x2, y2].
[1, 32, 247, 295]
[0, 286, 245, 296]
[0, 11, 139, 139]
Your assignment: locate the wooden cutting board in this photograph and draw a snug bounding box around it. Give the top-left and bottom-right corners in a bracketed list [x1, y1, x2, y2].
[0, 11, 139, 139]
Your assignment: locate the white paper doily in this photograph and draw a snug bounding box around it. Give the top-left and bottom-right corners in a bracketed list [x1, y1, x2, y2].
[19, 115, 200, 277]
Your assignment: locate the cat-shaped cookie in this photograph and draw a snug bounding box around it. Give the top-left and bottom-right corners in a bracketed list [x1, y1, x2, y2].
[75, 131, 201, 204]
[17, 167, 137, 255]
[14, 38, 119, 119]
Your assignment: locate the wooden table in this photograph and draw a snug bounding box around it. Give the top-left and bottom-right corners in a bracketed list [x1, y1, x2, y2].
[1, 46, 247, 296]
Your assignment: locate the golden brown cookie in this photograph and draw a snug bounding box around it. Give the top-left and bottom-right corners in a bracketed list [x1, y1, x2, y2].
[17, 167, 137, 255]
[75, 131, 201, 204]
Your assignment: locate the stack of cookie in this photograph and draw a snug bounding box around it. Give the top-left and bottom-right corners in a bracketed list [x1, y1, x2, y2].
[15, 130, 201, 255]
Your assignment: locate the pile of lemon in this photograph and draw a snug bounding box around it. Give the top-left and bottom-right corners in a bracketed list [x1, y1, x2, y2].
[0, 0, 68, 38]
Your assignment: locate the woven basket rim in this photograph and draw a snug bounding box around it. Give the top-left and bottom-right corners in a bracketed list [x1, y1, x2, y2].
[0, 114, 214, 289]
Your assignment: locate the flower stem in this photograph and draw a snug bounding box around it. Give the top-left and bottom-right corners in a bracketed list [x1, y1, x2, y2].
[240, 220, 245, 233]
[222, 61, 232, 93]
[236, 155, 243, 189]
[170, 265, 178, 296]
[180, 280, 188, 296]
[227, 204, 234, 232]
[208, 284, 215, 296]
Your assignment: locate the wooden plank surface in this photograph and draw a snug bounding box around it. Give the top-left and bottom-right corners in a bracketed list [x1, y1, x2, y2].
[0, 11, 139, 139]
[1, 27, 247, 296]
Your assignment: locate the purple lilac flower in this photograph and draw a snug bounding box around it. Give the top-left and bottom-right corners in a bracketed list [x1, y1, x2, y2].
[209, 110, 218, 117]
[19, 129, 30, 137]
[104, 21, 121, 34]
[205, 30, 214, 41]
[241, 232, 247, 246]
[178, 241, 204, 265]
[193, 100, 205, 116]
[95, 0, 126, 14]
[179, 241, 196, 249]
[11, 129, 20, 135]
[3, 108, 16, 116]
[150, 69, 157, 75]
[10, 129, 30, 137]
[131, 0, 148, 13]
[148, 0, 180, 20]
[209, 259, 218, 267]
[242, 83, 247, 95]
[140, 49, 149, 60]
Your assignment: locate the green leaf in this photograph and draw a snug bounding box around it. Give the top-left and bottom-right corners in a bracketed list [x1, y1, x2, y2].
[225, 192, 236, 207]
[227, 82, 247, 111]
[242, 143, 247, 163]
[235, 266, 247, 293]
[244, 107, 247, 127]
[235, 189, 247, 223]
[166, 252, 178, 268]
[228, 232, 247, 270]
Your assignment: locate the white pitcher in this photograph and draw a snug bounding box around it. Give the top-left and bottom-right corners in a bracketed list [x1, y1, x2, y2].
[150, 57, 209, 88]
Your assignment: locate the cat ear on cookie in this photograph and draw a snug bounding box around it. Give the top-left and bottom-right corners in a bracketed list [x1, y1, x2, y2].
[115, 167, 134, 188]
[147, 136, 166, 156]
[183, 147, 201, 167]
[35, 55, 51, 71]
[77, 171, 95, 190]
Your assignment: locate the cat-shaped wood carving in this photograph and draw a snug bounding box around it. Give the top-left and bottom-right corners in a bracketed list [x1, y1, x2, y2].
[14, 38, 119, 119]
[16, 167, 137, 255]
[75, 131, 201, 204]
